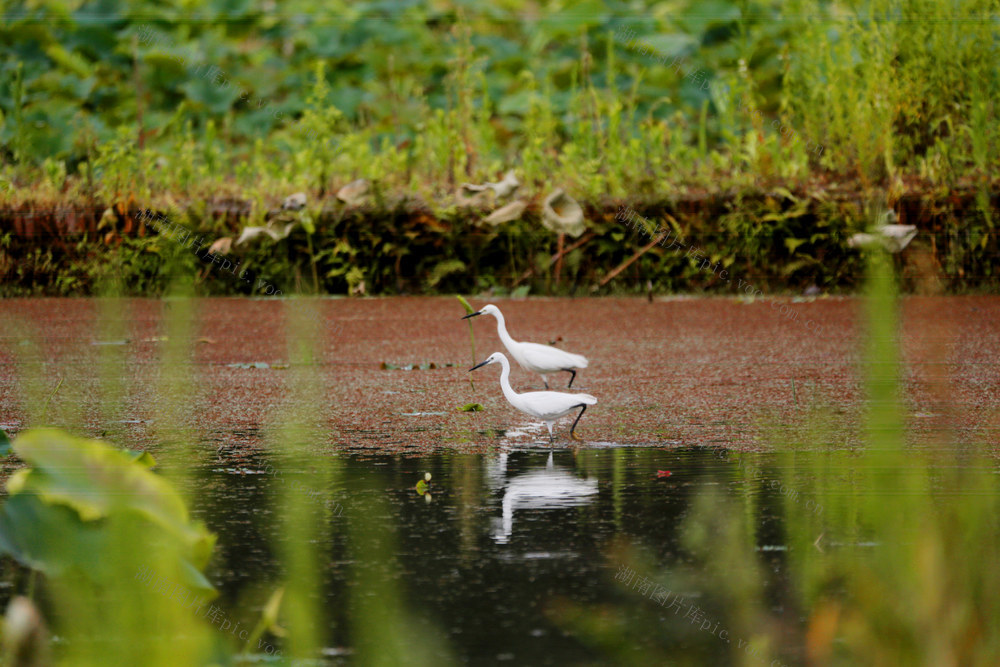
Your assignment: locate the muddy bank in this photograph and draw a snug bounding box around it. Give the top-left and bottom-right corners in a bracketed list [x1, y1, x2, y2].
[1, 183, 999, 296]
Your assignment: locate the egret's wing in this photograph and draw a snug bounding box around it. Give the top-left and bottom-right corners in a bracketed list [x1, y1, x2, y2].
[519, 342, 588, 372]
[520, 391, 597, 420]
[505, 470, 598, 508]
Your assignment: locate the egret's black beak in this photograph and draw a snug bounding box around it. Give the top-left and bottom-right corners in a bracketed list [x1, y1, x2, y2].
[469, 359, 491, 372]
[461, 311, 482, 320]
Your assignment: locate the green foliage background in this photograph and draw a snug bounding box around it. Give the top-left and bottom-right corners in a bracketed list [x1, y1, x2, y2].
[1, 0, 998, 295]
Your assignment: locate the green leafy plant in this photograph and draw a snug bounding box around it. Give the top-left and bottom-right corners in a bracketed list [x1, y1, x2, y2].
[0, 429, 216, 594]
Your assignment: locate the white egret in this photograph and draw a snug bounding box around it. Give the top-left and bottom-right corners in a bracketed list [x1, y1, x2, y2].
[462, 304, 588, 389]
[486, 451, 598, 544]
[470, 352, 597, 442]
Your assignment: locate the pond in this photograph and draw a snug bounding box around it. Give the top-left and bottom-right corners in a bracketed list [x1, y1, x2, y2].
[1, 295, 998, 664]
[201, 445, 795, 664]
[3, 294, 997, 455]
[199, 440, 998, 665]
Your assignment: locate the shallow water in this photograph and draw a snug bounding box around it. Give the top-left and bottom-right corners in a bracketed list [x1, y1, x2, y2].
[195, 442, 996, 665]
[200, 446, 714, 663]
[2, 295, 999, 454]
[2, 296, 999, 663]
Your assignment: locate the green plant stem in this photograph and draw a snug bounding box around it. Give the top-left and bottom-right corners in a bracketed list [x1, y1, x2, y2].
[456, 295, 477, 391]
[38, 376, 64, 424]
[306, 232, 320, 293]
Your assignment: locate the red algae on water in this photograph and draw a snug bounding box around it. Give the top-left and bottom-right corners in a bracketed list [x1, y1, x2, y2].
[0, 296, 998, 457]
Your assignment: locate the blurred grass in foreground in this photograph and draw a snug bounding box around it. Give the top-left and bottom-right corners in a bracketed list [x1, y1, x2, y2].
[0, 257, 450, 664]
[553, 229, 1000, 664]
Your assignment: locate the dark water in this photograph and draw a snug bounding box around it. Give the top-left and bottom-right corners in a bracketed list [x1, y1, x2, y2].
[3, 296, 998, 663]
[196, 444, 806, 665]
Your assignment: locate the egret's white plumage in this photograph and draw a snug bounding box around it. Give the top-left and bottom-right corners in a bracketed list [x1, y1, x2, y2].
[463, 304, 588, 388]
[470, 352, 597, 441]
[486, 451, 598, 543]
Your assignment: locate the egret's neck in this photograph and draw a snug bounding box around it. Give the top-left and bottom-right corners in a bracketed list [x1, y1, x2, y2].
[492, 311, 518, 349]
[499, 492, 513, 543]
[497, 356, 521, 407]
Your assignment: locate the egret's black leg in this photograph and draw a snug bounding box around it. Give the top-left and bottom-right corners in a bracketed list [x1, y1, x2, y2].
[569, 404, 588, 441]
[564, 369, 577, 388]
[543, 376, 550, 390]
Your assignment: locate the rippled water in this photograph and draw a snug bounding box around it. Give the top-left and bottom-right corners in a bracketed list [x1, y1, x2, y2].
[3, 296, 998, 663]
[190, 444, 830, 664]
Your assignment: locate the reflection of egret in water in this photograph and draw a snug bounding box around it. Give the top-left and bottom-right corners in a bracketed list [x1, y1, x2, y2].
[487, 451, 598, 544]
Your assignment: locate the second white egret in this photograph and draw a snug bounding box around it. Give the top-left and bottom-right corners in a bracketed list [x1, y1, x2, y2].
[470, 352, 597, 442]
[462, 304, 588, 389]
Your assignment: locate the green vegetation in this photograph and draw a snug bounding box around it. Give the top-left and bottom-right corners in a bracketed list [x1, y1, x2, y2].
[552, 243, 1000, 664]
[2, 224, 999, 661]
[1, 0, 998, 295]
[0, 429, 220, 665]
[0, 284, 446, 665]
[0, 429, 214, 591]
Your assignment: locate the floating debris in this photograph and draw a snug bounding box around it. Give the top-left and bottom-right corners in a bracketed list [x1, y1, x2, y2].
[226, 362, 271, 369]
[381, 361, 452, 370]
[416, 472, 432, 495]
[459, 403, 484, 412]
